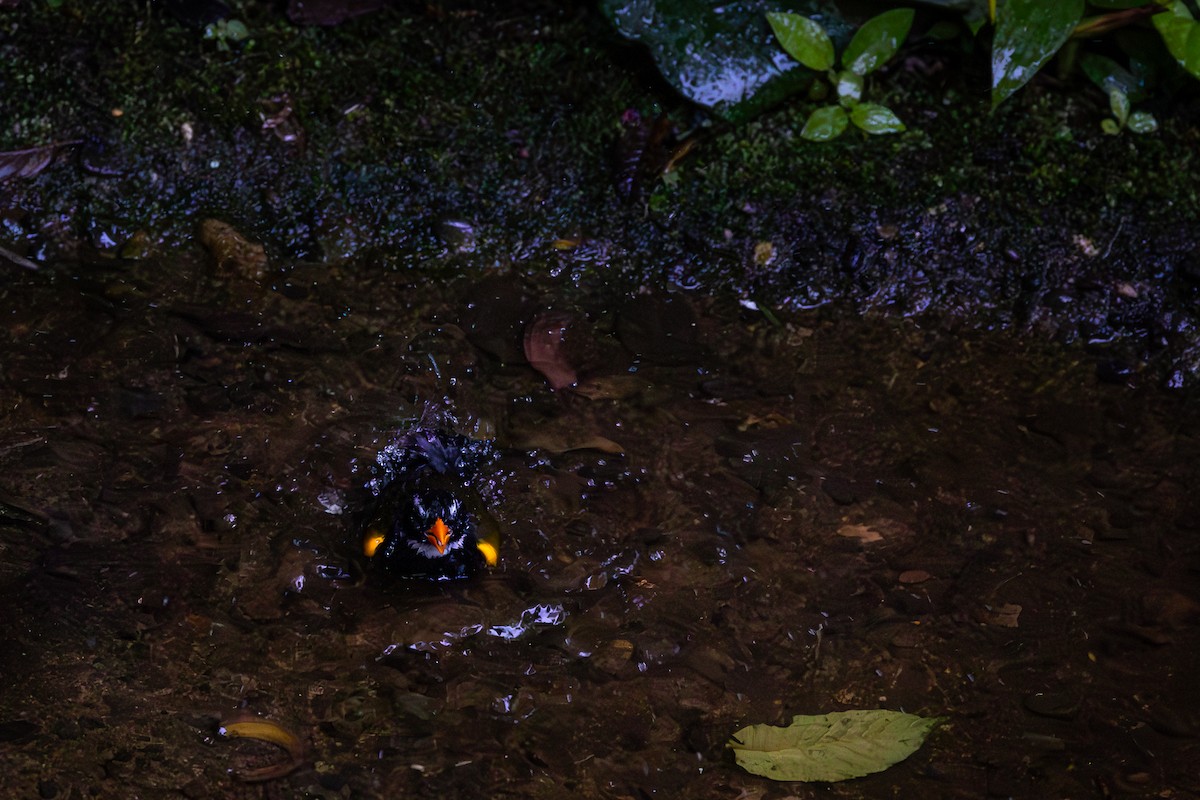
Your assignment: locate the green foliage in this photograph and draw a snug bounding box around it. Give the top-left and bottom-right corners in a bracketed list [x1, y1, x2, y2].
[1081, 52, 1158, 134]
[204, 19, 252, 52]
[729, 710, 944, 782]
[991, 0, 1085, 109]
[768, 8, 913, 141]
[1154, 1, 1200, 79]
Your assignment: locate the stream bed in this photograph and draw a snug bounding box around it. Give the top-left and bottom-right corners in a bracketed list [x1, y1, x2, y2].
[1, 244, 1198, 798]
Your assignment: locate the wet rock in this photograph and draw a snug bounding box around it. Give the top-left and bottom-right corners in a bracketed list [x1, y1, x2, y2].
[1023, 691, 1080, 721]
[437, 218, 476, 254]
[199, 218, 269, 283]
[821, 474, 859, 505]
[1139, 588, 1200, 630]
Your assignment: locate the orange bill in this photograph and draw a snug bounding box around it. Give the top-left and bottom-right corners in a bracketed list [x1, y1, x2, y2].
[426, 517, 452, 554]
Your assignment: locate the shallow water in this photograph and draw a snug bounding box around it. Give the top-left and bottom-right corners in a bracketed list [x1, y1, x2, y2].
[1, 250, 1198, 798]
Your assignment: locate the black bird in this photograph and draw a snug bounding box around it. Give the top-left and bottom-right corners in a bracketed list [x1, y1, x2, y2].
[359, 429, 500, 581]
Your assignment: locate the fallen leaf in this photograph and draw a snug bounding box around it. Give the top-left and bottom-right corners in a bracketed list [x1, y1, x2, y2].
[570, 374, 653, 401]
[0, 140, 80, 182]
[729, 709, 943, 782]
[898, 569, 931, 584]
[511, 431, 624, 455]
[984, 603, 1021, 628]
[837, 523, 883, 543]
[524, 311, 583, 390]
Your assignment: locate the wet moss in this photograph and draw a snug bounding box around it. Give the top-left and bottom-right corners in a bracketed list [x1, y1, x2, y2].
[4, 2, 1200, 378]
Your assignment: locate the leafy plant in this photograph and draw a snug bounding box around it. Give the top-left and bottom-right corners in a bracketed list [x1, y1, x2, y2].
[204, 18, 251, 52]
[728, 709, 944, 782]
[767, 8, 914, 141]
[1080, 52, 1159, 134]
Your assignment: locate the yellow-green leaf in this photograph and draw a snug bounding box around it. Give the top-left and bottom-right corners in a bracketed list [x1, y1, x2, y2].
[850, 103, 905, 134]
[768, 12, 835, 72]
[729, 709, 943, 782]
[800, 105, 848, 141]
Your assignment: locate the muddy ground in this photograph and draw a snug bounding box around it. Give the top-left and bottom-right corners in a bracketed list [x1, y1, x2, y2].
[2, 1, 1200, 798]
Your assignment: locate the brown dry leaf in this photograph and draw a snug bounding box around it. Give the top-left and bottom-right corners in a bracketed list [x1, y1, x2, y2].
[570, 375, 653, 401]
[898, 569, 931, 584]
[986, 603, 1022, 628]
[737, 412, 794, 431]
[524, 311, 581, 390]
[511, 431, 624, 455]
[837, 523, 883, 543]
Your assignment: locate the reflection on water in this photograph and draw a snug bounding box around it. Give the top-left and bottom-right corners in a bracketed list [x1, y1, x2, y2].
[1, 252, 1198, 797]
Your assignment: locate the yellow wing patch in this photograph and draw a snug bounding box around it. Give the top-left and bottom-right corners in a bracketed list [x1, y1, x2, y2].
[363, 529, 386, 558]
[476, 540, 499, 567]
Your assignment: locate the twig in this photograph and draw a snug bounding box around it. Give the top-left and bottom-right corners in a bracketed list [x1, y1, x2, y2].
[0, 243, 39, 271]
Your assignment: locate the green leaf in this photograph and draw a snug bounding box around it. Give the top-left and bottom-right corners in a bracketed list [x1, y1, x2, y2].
[768, 12, 835, 72]
[729, 710, 943, 782]
[835, 70, 864, 104]
[1079, 52, 1143, 100]
[843, 8, 915, 76]
[1126, 110, 1158, 134]
[991, 0, 1085, 108]
[925, 20, 962, 42]
[850, 103, 906, 134]
[801, 105, 849, 140]
[1153, 2, 1200, 80]
[1108, 88, 1130, 125]
[1100, 118, 1122, 135]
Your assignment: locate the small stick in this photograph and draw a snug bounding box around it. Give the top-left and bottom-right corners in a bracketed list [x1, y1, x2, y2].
[0, 243, 39, 271]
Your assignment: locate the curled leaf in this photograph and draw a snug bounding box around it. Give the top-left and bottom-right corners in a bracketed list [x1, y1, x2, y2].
[729, 709, 943, 782]
[524, 311, 581, 390]
[0, 141, 80, 182]
[220, 716, 307, 782]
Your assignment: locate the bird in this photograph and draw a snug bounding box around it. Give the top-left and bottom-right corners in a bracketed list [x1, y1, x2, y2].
[358, 428, 500, 581]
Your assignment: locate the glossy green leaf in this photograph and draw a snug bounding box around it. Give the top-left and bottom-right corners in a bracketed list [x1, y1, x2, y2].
[1127, 111, 1158, 134]
[768, 12, 835, 72]
[801, 105, 849, 140]
[843, 8, 915, 76]
[1153, 2, 1200, 80]
[729, 710, 943, 782]
[850, 103, 905, 134]
[835, 70, 863, 104]
[1108, 88, 1130, 125]
[1079, 52, 1143, 100]
[991, 0, 1085, 108]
